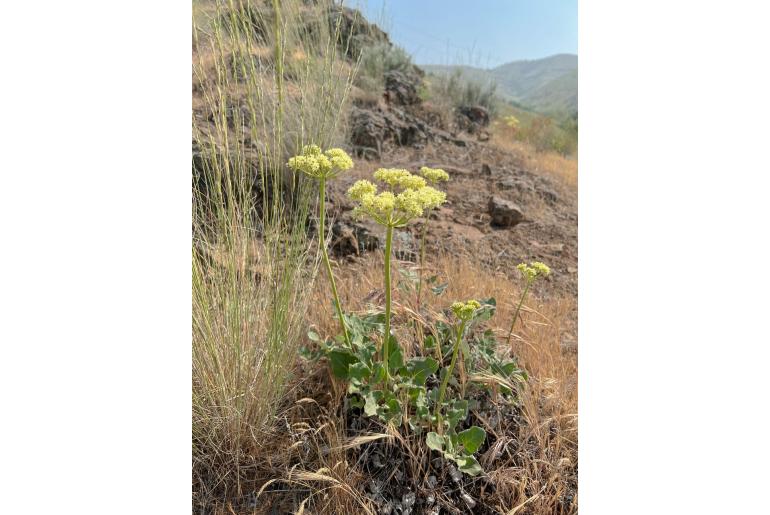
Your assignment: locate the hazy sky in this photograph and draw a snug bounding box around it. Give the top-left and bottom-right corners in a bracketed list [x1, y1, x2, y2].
[355, 0, 577, 68]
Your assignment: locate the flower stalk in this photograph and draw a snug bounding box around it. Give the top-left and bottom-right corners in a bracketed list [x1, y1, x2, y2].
[319, 177, 351, 346]
[434, 318, 466, 434]
[434, 299, 479, 434]
[506, 262, 551, 348]
[383, 224, 394, 375]
[288, 145, 355, 347]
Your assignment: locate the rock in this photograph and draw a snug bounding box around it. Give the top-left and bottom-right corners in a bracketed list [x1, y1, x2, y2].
[331, 220, 382, 256]
[331, 222, 358, 256]
[393, 231, 416, 261]
[328, 6, 390, 59]
[384, 70, 421, 106]
[354, 221, 382, 252]
[349, 106, 467, 157]
[488, 196, 525, 227]
[461, 491, 477, 510]
[538, 186, 560, 204]
[458, 105, 490, 126]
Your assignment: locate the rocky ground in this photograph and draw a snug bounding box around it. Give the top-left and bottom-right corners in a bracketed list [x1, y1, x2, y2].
[325, 71, 577, 300]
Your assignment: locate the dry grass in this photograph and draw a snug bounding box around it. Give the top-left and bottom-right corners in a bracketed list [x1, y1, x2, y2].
[489, 128, 578, 191]
[197, 250, 577, 514]
[298, 252, 578, 514]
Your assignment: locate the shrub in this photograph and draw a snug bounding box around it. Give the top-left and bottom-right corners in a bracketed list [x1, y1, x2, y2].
[429, 68, 499, 115]
[355, 42, 414, 92]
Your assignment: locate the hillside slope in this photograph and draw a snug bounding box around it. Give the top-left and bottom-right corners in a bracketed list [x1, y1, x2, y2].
[424, 53, 577, 116]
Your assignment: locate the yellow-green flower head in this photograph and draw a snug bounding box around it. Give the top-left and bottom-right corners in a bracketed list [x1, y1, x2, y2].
[531, 261, 551, 277]
[419, 166, 449, 184]
[349, 169, 447, 226]
[394, 188, 425, 219]
[399, 174, 428, 190]
[504, 115, 520, 128]
[517, 261, 551, 282]
[417, 186, 447, 210]
[352, 191, 395, 223]
[325, 148, 354, 172]
[347, 179, 377, 201]
[374, 168, 411, 188]
[287, 154, 320, 176]
[287, 145, 354, 179]
[316, 154, 332, 177]
[302, 144, 322, 157]
[451, 299, 482, 321]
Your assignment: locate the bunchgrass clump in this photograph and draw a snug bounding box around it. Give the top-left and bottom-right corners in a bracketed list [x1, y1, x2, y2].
[192, 0, 356, 503]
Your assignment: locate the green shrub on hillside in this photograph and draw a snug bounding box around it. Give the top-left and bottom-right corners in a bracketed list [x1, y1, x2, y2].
[429, 69, 499, 115]
[356, 42, 414, 92]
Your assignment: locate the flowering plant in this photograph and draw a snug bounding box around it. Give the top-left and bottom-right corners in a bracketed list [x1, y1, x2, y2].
[506, 261, 551, 346]
[288, 145, 354, 345]
[347, 168, 447, 376]
[298, 154, 537, 478]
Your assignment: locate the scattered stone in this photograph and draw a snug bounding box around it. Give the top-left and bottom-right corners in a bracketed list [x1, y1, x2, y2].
[538, 186, 560, 204]
[448, 465, 463, 484]
[402, 492, 416, 512]
[328, 5, 389, 58]
[457, 105, 490, 127]
[488, 196, 525, 227]
[460, 491, 477, 509]
[331, 221, 358, 256]
[393, 231, 416, 261]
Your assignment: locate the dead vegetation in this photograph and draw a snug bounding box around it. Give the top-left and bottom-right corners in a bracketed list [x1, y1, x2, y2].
[195, 250, 577, 514]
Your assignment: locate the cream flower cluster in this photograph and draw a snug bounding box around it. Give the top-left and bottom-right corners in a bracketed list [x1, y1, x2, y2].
[516, 261, 551, 282]
[419, 166, 449, 184]
[347, 168, 447, 227]
[287, 145, 354, 180]
[451, 299, 482, 321]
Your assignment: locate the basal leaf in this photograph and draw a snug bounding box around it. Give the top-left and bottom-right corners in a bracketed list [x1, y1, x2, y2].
[458, 426, 486, 454]
[327, 349, 357, 379]
[426, 432, 444, 452]
[457, 455, 483, 476]
[406, 356, 439, 386]
[364, 390, 380, 416]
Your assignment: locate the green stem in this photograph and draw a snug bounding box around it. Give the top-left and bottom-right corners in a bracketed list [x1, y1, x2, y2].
[435, 320, 466, 434]
[505, 280, 531, 347]
[318, 178, 350, 346]
[383, 224, 394, 379]
[416, 215, 429, 309]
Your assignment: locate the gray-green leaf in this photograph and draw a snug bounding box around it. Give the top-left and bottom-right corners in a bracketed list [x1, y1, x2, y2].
[458, 426, 486, 454]
[425, 432, 445, 452]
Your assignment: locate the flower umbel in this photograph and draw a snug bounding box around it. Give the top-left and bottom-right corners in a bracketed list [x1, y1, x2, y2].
[517, 261, 551, 282]
[346, 169, 446, 227]
[419, 166, 450, 184]
[287, 145, 354, 179]
[451, 300, 482, 321]
[507, 261, 550, 346]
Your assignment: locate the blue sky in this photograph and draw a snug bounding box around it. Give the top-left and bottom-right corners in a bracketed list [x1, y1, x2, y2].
[354, 0, 577, 68]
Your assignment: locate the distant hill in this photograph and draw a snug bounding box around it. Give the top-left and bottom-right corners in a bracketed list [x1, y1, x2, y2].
[423, 54, 577, 117]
